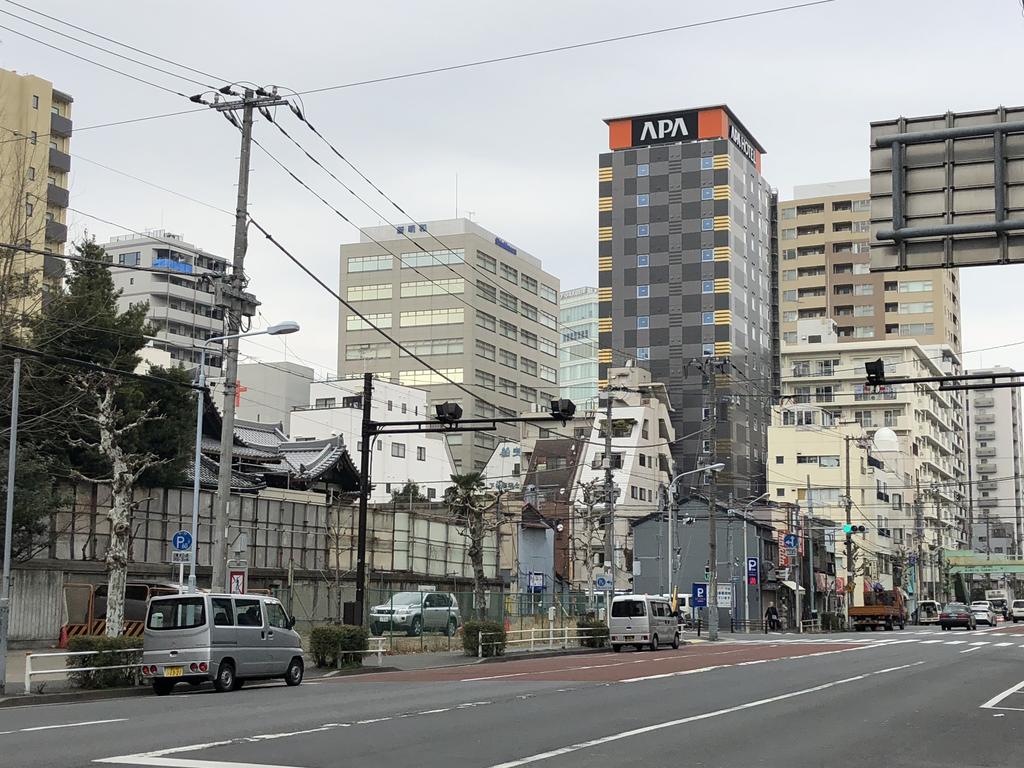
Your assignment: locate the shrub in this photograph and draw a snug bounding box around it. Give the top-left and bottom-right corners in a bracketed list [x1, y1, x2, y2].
[576, 617, 609, 648]
[66, 635, 143, 689]
[462, 620, 505, 657]
[821, 612, 846, 632]
[309, 624, 368, 668]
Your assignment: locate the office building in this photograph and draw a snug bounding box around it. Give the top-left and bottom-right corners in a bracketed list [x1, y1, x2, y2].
[967, 369, 1024, 556]
[778, 180, 961, 352]
[0, 67, 72, 317]
[338, 219, 561, 473]
[598, 105, 777, 500]
[101, 231, 228, 375]
[559, 287, 599, 409]
[209, 361, 314, 435]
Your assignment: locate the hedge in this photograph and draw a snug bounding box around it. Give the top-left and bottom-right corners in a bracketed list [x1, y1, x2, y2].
[65, 636, 143, 689]
[576, 617, 609, 648]
[309, 624, 368, 668]
[462, 620, 505, 657]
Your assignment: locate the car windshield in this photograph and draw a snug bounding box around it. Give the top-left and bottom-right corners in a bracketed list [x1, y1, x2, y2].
[146, 597, 205, 630]
[388, 592, 424, 606]
[1014, 601, 1024, 608]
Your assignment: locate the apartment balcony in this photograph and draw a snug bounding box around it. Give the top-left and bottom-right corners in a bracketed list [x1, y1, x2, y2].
[977, 481, 998, 491]
[157, 306, 224, 330]
[976, 446, 997, 458]
[975, 396, 996, 408]
[48, 147, 71, 173]
[43, 253, 65, 280]
[150, 278, 217, 303]
[975, 430, 997, 441]
[974, 412, 995, 424]
[47, 183, 69, 208]
[50, 111, 73, 138]
[978, 497, 998, 508]
[45, 219, 67, 243]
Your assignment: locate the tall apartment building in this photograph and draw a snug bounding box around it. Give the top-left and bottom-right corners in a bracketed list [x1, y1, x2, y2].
[338, 219, 561, 473]
[775, 330, 968, 558]
[0, 68, 73, 316]
[598, 105, 777, 499]
[101, 231, 228, 375]
[779, 180, 961, 352]
[967, 369, 1024, 556]
[559, 286, 599, 409]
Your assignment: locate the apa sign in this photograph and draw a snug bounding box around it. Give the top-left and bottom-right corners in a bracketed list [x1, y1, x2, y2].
[632, 109, 699, 147]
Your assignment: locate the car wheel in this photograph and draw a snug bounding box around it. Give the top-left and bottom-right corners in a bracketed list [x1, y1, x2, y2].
[612, 644, 622, 653]
[407, 616, 423, 637]
[213, 660, 235, 693]
[285, 657, 303, 687]
[446, 618, 458, 637]
[152, 679, 175, 696]
[672, 633, 680, 650]
[649, 634, 659, 651]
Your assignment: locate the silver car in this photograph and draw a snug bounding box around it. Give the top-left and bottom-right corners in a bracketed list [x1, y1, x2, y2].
[369, 591, 461, 637]
[142, 593, 303, 695]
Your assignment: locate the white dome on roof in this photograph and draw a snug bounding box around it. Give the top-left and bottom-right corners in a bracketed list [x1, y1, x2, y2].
[872, 428, 900, 452]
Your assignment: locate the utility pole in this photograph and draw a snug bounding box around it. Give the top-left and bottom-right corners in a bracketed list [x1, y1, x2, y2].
[355, 372, 373, 625]
[915, 476, 925, 603]
[661, 483, 669, 595]
[0, 357, 21, 696]
[844, 435, 854, 627]
[603, 390, 615, 593]
[707, 359, 720, 641]
[807, 475, 814, 623]
[210, 88, 287, 592]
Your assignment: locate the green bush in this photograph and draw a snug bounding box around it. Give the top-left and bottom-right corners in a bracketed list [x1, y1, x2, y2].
[65, 636, 143, 689]
[462, 620, 505, 657]
[576, 617, 609, 648]
[820, 612, 846, 632]
[309, 624, 368, 668]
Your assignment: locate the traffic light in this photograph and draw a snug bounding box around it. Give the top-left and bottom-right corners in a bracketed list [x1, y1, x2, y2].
[549, 398, 577, 421]
[843, 524, 866, 534]
[704, 560, 710, 580]
[434, 402, 463, 423]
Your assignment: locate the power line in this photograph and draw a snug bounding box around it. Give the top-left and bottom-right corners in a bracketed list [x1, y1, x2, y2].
[0, 107, 206, 146]
[292, 1, 836, 96]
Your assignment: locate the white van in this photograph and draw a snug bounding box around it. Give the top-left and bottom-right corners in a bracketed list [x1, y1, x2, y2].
[609, 594, 680, 652]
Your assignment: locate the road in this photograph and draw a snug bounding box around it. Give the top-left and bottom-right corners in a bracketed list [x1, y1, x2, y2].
[6, 624, 1024, 767]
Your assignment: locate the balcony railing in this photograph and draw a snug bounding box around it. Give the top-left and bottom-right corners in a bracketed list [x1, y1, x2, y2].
[46, 183, 69, 208]
[48, 147, 71, 173]
[45, 219, 67, 243]
[50, 111, 72, 138]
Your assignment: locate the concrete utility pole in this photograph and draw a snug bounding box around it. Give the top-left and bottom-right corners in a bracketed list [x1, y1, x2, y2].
[915, 476, 925, 602]
[807, 475, 814, 622]
[354, 372, 373, 625]
[844, 435, 854, 625]
[603, 390, 615, 593]
[707, 360, 720, 641]
[0, 357, 21, 696]
[210, 88, 286, 592]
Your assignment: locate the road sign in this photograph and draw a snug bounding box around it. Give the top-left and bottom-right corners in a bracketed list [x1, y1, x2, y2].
[170, 551, 191, 564]
[717, 584, 733, 609]
[746, 557, 760, 586]
[783, 533, 798, 548]
[171, 530, 192, 552]
[692, 583, 707, 608]
[595, 574, 612, 590]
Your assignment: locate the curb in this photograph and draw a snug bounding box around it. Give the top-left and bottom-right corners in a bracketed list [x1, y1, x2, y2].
[0, 686, 150, 709]
[318, 665, 402, 678]
[481, 647, 606, 664]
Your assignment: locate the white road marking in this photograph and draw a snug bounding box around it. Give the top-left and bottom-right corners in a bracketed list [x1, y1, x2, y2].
[944, 641, 967, 645]
[969, 641, 990, 646]
[486, 662, 925, 768]
[995, 642, 1014, 647]
[0, 718, 129, 735]
[981, 679, 1024, 710]
[98, 760, 302, 767]
[961, 647, 983, 654]
[920, 640, 945, 644]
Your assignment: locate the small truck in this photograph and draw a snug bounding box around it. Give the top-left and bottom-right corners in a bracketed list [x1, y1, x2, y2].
[850, 588, 906, 631]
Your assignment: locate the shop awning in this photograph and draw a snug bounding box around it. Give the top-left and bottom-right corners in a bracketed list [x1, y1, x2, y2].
[781, 580, 806, 594]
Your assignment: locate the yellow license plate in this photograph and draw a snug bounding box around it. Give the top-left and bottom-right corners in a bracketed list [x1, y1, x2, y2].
[164, 666, 183, 677]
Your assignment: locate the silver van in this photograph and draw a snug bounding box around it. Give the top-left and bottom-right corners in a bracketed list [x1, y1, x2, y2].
[609, 594, 680, 652]
[142, 592, 303, 695]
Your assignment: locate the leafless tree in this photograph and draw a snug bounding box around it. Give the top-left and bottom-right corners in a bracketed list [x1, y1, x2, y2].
[444, 472, 500, 619]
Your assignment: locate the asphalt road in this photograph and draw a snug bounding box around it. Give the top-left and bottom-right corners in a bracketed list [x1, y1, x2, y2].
[6, 625, 1024, 767]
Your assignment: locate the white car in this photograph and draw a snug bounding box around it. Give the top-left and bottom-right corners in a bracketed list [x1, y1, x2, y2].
[971, 603, 997, 626]
[1010, 600, 1024, 623]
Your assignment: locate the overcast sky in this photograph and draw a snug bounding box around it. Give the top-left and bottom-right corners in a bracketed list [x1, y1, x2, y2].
[4, 0, 1023, 376]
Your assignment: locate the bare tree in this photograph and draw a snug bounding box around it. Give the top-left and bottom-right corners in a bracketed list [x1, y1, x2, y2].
[444, 472, 499, 619]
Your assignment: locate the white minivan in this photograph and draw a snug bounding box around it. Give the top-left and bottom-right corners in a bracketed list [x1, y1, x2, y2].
[609, 594, 680, 652]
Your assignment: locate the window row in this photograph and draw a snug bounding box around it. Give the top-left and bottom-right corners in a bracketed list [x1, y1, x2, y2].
[475, 311, 557, 357]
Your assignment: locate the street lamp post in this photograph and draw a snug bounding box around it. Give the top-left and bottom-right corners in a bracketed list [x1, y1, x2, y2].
[741, 492, 770, 629]
[665, 464, 725, 603]
[187, 320, 299, 592]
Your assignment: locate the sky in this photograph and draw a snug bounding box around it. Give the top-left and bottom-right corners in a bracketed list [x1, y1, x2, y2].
[3, 0, 1023, 377]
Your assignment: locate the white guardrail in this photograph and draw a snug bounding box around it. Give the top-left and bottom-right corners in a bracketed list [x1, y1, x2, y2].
[24, 648, 141, 695]
[24, 637, 390, 693]
[478, 626, 604, 658]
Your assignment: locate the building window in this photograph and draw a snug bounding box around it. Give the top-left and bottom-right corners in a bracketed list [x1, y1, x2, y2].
[521, 274, 538, 294]
[499, 320, 517, 339]
[701, 280, 713, 294]
[315, 397, 336, 408]
[782, 249, 796, 260]
[417, 446, 426, 462]
[701, 187, 713, 201]
[637, 316, 650, 329]
[898, 280, 933, 293]
[347, 284, 393, 301]
[539, 283, 557, 303]
[499, 349, 518, 369]
[25, 202, 33, 217]
[399, 308, 464, 326]
[500, 263, 519, 283]
[702, 343, 714, 357]
[540, 364, 557, 382]
[637, 285, 650, 298]
[499, 291, 518, 312]
[521, 357, 538, 376]
[775, 456, 784, 464]
[347, 254, 393, 272]
[26, 166, 35, 181]
[702, 312, 714, 325]
[475, 370, 495, 390]
[30, 131, 37, 145]
[476, 340, 496, 361]
[498, 377, 517, 396]
[637, 224, 649, 237]
[636, 347, 650, 361]
[477, 251, 496, 273]
[776, 488, 785, 497]
[701, 218, 713, 231]
[701, 157, 713, 170]
[32, 94, 40, 109]
[476, 281, 497, 303]
[637, 254, 649, 267]
[391, 443, 406, 458]
[701, 248, 713, 262]
[637, 163, 650, 177]
[637, 194, 649, 207]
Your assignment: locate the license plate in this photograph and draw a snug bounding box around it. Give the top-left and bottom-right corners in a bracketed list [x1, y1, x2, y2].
[164, 666, 183, 677]
[625, 635, 635, 641]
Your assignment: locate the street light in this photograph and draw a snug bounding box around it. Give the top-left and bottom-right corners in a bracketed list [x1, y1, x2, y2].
[738, 491, 770, 628]
[664, 463, 725, 596]
[186, 320, 299, 592]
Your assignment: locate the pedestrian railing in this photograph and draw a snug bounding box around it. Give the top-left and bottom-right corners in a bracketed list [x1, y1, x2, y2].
[23, 648, 141, 695]
[478, 626, 604, 658]
[800, 618, 821, 633]
[341, 637, 386, 668]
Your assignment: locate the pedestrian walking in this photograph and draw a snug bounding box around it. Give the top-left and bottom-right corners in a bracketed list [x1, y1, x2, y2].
[765, 602, 780, 632]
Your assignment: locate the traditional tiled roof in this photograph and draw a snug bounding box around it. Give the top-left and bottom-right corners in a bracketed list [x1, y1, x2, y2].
[233, 419, 288, 448]
[274, 436, 360, 492]
[184, 454, 265, 492]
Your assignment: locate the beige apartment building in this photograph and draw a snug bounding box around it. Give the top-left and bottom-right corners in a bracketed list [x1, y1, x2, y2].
[338, 219, 561, 473]
[0, 68, 72, 319]
[779, 180, 961, 352]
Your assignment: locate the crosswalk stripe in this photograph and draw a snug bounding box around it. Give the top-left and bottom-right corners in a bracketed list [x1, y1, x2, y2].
[945, 641, 966, 645]
[921, 640, 944, 644]
[969, 641, 990, 646]
[995, 642, 1014, 647]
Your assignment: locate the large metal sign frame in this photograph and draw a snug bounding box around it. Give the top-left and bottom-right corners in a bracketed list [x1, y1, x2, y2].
[870, 106, 1024, 271]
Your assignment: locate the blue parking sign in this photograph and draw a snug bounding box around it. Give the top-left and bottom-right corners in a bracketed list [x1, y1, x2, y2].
[171, 530, 193, 552]
[692, 582, 708, 608]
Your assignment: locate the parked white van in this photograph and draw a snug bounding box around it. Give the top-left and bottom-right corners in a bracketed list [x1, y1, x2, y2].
[609, 594, 680, 652]
[142, 592, 303, 695]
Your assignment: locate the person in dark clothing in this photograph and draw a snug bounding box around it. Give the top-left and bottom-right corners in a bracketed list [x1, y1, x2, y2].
[765, 602, 780, 632]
